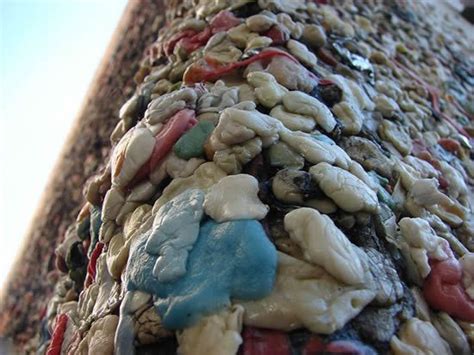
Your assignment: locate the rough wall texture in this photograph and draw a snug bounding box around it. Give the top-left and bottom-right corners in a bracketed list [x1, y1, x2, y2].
[0, 0, 164, 349]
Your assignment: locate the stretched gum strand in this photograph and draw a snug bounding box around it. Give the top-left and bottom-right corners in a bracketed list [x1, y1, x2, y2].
[128, 109, 197, 188]
[84, 242, 104, 288]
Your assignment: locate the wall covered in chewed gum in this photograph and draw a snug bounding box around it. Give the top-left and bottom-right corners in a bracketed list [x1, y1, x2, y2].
[125, 219, 277, 329]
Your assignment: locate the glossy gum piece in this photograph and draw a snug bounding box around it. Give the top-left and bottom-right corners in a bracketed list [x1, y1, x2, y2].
[46, 313, 68, 355]
[423, 245, 474, 322]
[84, 242, 104, 288]
[129, 109, 197, 187]
[438, 138, 461, 154]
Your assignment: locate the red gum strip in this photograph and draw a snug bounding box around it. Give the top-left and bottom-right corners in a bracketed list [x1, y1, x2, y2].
[129, 109, 197, 188]
[423, 242, 474, 322]
[241, 327, 290, 355]
[164, 11, 240, 56]
[46, 313, 68, 355]
[393, 59, 471, 139]
[438, 138, 461, 154]
[184, 48, 319, 85]
[84, 242, 104, 288]
[163, 30, 197, 57]
[179, 27, 212, 54]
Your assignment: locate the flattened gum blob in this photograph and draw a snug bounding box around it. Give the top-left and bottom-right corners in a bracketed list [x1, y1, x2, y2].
[423, 257, 474, 322]
[125, 219, 277, 329]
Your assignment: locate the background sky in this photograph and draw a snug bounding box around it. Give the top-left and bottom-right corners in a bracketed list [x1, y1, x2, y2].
[0, 0, 128, 290]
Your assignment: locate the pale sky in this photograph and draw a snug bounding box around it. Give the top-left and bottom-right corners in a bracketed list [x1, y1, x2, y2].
[0, 0, 128, 290]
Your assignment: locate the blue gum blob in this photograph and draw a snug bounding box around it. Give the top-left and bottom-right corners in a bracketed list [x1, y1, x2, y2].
[125, 219, 277, 329]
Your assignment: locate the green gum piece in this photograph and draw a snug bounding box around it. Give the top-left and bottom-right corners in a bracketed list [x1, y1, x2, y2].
[368, 171, 395, 210]
[173, 120, 215, 160]
[368, 170, 389, 187]
[267, 142, 305, 169]
[377, 187, 396, 211]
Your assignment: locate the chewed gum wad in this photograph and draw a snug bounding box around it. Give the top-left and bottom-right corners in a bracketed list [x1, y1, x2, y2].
[28, 0, 474, 354]
[124, 191, 277, 329]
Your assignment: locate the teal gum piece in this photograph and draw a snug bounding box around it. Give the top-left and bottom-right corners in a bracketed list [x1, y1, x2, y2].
[125, 219, 277, 329]
[377, 187, 396, 211]
[173, 120, 214, 159]
[76, 214, 91, 241]
[87, 206, 102, 257]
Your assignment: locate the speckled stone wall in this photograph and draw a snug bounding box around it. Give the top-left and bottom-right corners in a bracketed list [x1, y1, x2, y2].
[0, 0, 164, 350]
